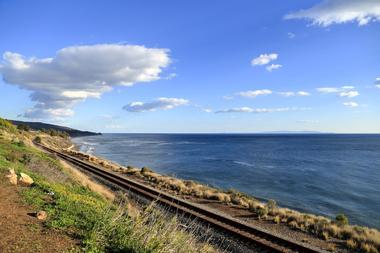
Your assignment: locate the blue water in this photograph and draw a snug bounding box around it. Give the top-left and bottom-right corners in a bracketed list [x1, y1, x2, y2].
[72, 134, 380, 229]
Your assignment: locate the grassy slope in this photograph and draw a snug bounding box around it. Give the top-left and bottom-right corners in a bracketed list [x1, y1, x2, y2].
[0, 119, 214, 253]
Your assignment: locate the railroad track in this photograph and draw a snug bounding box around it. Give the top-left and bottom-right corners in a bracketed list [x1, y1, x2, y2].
[37, 143, 328, 253]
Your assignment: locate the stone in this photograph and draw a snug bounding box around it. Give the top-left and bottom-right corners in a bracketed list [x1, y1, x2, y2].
[7, 168, 16, 175]
[7, 174, 18, 185]
[37, 211, 47, 220]
[5, 168, 17, 185]
[18, 172, 34, 186]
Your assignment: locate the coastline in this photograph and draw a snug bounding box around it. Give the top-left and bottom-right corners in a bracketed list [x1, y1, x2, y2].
[66, 136, 380, 253]
[71, 133, 380, 228]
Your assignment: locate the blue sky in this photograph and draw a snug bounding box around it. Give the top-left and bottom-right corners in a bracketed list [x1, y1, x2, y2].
[0, 0, 379, 133]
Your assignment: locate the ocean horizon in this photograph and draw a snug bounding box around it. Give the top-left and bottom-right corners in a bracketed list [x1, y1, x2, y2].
[73, 133, 380, 229]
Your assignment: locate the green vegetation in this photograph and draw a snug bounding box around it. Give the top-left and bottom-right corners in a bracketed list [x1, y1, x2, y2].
[41, 128, 70, 138]
[17, 124, 31, 131]
[0, 121, 214, 253]
[336, 213, 349, 226]
[34, 136, 42, 144]
[141, 166, 153, 173]
[0, 117, 17, 133]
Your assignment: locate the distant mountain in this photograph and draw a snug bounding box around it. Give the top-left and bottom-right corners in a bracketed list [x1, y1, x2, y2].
[9, 120, 101, 137]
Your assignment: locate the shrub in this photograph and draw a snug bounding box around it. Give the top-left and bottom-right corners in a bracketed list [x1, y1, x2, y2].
[346, 239, 357, 249]
[256, 206, 268, 219]
[141, 166, 153, 173]
[336, 213, 349, 226]
[34, 136, 42, 144]
[15, 141, 25, 147]
[17, 124, 30, 131]
[273, 216, 281, 224]
[321, 231, 329, 240]
[41, 128, 69, 138]
[0, 117, 17, 132]
[266, 199, 277, 214]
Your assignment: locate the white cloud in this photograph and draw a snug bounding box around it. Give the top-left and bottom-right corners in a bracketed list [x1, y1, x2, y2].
[288, 32, 296, 39]
[0, 44, 171, 119]
[341, 86, 355, 90]
[316, 87, 341, 93]
[339, 90, 359, 98]
[278, 91, 311, 97]
[202, 108, 213, 113]
[266, 64, 282, 72]
[297, 91, 311, 96]
[317, 86, 357, 94]
[222, 95, 234, 100]
[343, 101, 359, 107]
[278, 91, 296, 97]
[285, 0, 380, 26]
[215, 107, 311, 114]
[375, 77, 380, 88]
[238, 89, 272, 98]
[123, 97, 189, 112]
[251, 53, 278, 66]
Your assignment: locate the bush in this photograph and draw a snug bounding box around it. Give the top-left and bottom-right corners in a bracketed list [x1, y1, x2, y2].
[34, 136, 42, 144]
[15, 141, 25, 147]
[336, 214, 349, 226]
[17, 124, 30, 131]
[266, 199, 277, 214]
[141, 166, 153, 173]
[256, 206, 268, 219]
[0, 118, 17, 132]
[41, 128, 69, 138]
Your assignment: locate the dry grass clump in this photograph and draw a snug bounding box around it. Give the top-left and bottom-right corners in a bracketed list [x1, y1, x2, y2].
[270, 207, 380, 252]
[86, 204, 216, 253]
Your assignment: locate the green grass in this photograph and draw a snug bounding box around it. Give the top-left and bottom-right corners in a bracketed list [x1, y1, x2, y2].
[0, 131, 214, 253]
[0, 117, 17, 133]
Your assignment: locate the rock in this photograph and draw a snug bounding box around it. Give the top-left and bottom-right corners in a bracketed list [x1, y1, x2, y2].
[18, 173, 34, 186]
[7, 168, 16, 175]
[37, 211, 47, 220]
[5, 169, 18, 185]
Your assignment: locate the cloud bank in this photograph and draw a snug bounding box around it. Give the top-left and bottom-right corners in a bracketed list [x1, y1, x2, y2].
[285, 0, 380, 26]
[0, 44, 171, 119]
[123, 97, 189, 112]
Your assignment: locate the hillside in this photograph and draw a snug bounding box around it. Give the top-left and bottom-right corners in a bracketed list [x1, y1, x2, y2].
[9, 120, 101, 137]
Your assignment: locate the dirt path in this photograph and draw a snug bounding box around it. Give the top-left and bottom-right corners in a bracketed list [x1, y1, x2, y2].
[0, 177, 78, 253]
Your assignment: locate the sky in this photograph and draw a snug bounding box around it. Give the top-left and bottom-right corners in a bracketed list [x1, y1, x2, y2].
[0, 0, 380, 133]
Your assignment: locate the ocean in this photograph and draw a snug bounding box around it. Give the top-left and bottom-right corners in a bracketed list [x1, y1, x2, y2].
[72, 134, 380, 229]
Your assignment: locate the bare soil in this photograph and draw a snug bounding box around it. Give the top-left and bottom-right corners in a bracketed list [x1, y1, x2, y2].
[0, 176, 78, 253]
